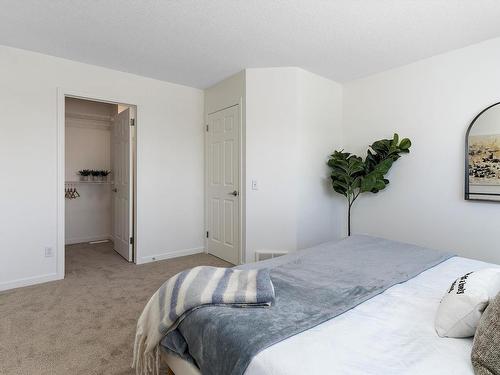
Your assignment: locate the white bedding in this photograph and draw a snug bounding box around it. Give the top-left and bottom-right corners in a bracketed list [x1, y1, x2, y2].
[245, 256, 499, 375]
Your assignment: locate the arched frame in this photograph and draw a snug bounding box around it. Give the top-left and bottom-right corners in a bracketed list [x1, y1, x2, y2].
[465, 101, 500, 201]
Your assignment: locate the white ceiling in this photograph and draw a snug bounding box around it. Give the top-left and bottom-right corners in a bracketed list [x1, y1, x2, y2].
[2, 0, 500, 88]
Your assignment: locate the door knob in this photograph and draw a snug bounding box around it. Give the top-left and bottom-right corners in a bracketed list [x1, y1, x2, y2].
[229, 190, 239, 196]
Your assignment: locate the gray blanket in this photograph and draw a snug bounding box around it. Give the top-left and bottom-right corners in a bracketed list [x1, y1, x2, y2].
[133, 267, 275, 375]
[161, 235, 454, 375]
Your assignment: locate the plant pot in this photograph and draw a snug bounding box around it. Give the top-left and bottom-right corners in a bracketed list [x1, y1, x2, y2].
[80, 175, 89, 182]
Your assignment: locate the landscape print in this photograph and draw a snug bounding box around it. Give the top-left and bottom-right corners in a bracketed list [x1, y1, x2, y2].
[469, 134, 500, 185]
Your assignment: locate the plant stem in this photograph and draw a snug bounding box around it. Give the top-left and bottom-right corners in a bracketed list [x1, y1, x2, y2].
[347, 202, 351, 236]
[347, 190, 359, 237]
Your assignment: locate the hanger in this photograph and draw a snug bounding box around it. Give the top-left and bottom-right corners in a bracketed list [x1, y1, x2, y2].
[65, 183, 80, 199]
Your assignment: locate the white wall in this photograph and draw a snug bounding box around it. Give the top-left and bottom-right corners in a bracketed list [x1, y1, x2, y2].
[245, 68, 344, 261]
[0, 45, 204, 291]
[204, 71, 245, 115]
[296, 69, 344, 248]
[343, 37, 500, 265]
[65, 98, 115, 181]
[65, 126, 111, 182]
[245, 68, 300, 260]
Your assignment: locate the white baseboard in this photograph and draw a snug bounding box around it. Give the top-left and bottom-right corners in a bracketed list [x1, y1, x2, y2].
[65, 235, 111, 245]
[137, 247, 205, 264]
[0, 272, 62, 292]
[1, 247, 206, 291]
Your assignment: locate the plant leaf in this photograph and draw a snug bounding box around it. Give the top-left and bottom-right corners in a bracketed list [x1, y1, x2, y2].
[327, 134, 411, 204]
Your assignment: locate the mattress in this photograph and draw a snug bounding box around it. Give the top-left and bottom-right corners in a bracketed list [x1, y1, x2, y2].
[245, 256, 498, 375]
[165, 256, 499, 375]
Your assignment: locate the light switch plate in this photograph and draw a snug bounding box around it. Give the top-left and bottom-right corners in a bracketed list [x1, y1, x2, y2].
[251, 180, 258, 190]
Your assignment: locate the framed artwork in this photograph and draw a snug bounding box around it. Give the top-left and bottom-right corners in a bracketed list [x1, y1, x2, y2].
[468, 134, 500, 186]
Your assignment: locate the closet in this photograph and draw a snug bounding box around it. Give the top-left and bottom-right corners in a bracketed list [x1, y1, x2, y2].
[64, 97, 135, 262]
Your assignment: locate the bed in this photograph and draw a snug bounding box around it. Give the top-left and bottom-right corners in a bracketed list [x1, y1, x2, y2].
[160, 236, 499, 375]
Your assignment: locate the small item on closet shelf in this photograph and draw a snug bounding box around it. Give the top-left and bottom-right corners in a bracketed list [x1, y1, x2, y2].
[90, 170, 100, 181]
[99, 170, 111, 182]
[78, 169, 91, 181]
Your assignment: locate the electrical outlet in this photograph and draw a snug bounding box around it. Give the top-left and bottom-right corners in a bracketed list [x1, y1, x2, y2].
[44, 247, 54, 257]
[251, 179, 258, 190]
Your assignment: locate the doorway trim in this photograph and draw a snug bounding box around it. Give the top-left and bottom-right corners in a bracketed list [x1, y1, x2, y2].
[204, 100, 245, 264]
[56, 88, 138, 280]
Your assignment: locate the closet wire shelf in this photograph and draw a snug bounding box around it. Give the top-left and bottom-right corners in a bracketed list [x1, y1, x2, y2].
[65, 181, 114, 184]
[64, 181, 113, 200]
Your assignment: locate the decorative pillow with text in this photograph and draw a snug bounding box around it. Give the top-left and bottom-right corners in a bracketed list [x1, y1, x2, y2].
[435, 268, 500, 338]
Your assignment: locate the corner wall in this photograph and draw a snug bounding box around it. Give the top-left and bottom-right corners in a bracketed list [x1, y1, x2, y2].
[245, 68, 344, 261]
[342, 37, 500, 264]
[296, 69, 344, 248]
[245, 68, 300, 260]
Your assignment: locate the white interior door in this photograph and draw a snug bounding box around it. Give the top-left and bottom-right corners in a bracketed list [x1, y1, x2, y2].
[206, 105, 240, 264]
[111, 108, 133, 261]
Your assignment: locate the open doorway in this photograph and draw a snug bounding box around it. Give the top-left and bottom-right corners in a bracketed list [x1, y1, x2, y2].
[64, 97, 136, 266]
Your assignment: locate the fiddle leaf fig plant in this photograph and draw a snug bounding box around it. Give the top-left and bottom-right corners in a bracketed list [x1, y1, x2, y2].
[327, 133, 411, 236]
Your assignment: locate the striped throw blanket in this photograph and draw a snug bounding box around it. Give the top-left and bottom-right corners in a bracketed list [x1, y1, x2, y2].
[132, 266, 275, 375]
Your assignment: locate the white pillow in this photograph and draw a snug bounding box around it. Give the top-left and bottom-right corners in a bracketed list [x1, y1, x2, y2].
[435, 268, 500, 338]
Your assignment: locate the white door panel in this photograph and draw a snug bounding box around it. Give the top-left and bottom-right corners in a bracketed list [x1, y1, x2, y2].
[206, 105, 240, 264]
[111, 108, 132, 261]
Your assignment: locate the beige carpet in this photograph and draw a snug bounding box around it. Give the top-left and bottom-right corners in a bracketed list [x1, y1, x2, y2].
[0, 242, 231, 375]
